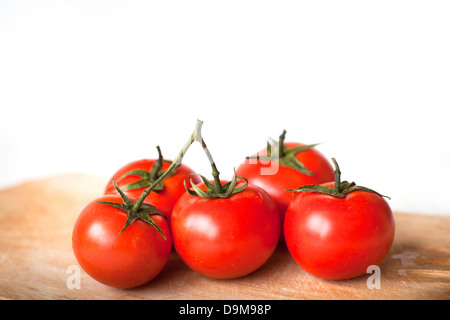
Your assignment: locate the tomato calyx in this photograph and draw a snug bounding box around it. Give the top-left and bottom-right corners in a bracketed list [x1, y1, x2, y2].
[287, 158, 390, 199]
[246, 130, 319, 175]
[184, 169, 248, 199]
[98, 180, 168, 239]
[117, 145, 174, 193]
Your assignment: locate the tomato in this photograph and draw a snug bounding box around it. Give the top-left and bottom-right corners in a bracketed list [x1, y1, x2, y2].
[237, 132, 335, 241]
[284, 160, 395, 280]
[104, 157, 200, 222]
[72, 194, 172, 289]
[170, 180, 280, 279]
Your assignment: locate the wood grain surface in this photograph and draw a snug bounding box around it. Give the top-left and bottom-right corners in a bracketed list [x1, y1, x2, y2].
[0, 173, 449, 300]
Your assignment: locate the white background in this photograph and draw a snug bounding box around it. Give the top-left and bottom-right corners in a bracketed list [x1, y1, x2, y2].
[1, 0, 449, 216]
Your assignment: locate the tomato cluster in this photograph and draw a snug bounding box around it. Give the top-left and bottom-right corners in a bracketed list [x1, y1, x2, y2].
[72, 122, 395, 289]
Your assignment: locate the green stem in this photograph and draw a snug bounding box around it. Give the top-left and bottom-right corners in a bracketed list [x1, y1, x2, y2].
[101, 119, 245, 237]
[198, 134, 224, 194]
[211, 163, 224, 193]
[278, 129, 287, 157]
[332, 158, 341, 193]
[149, 145, 164, 181]
[132, 120, 203, 211]
[132, 119, 227, 210]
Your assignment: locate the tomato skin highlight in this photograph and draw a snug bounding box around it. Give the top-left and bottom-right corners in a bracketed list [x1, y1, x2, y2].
[104, 159, 200, 222]
[171, 182, 280, 280]
[72, 194, 172, 289]
[237, 142, 335, 241]
[284, 182, 395, 280]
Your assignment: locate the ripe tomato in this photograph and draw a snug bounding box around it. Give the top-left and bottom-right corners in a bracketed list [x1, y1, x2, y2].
[72, 194, 172, 289]
[171, 181, 280, 279]
[284, 160, 395, 280]
[104, 157, 200, 222]
[237, 133, 335, 241]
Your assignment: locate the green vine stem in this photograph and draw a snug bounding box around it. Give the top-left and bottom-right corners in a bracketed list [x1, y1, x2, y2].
[99, 119, 204, 236]
[181, 122, 248, 199]
[286, 158, 391, 199]
[99, 119, 249, 235]
[132, 119, 205, 211]
[133, 119, 246, 205]
[198, 132, 224, 194]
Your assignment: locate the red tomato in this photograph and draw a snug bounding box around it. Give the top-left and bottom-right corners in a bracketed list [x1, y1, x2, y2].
[171, 181, 280, 279]
[237, 141, 335, 241]
[104, 159, 200, 222]
[284, 181, 395, 280]
[72, 194, 172, 289]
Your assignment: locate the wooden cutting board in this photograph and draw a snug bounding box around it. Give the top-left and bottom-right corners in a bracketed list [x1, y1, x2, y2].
[0, 173, 449, 300]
